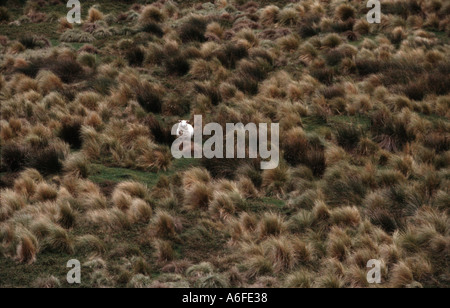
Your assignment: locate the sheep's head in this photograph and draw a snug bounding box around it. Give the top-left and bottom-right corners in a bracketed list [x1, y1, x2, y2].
[179, 120, 189, 128]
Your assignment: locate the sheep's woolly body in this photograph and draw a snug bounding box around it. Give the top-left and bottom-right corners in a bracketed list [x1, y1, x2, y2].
[176, 121, 194, 139]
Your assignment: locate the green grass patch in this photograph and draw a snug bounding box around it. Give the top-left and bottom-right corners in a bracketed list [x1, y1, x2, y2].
[50, 38, 85, 50]
[430, 31, 449, 44]
[302, 115, 370, 133]
[302, 116, 328, 133]
[419, 113, 449, 125]
[328, 115, 371, 129]
[244, 197, 287, 214]
[349, 34, 378, 47]
[89, 158, 201, 188]
[0, 22, 59, 40]
[261, 197, 286, 209]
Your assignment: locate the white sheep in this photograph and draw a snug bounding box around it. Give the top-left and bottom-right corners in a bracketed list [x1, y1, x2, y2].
[176, 120, 194, 139]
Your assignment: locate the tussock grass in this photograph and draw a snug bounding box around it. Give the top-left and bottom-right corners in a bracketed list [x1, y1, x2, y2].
[1, 189, 26, 220]
[179, 16, 207, 43]
[262, 164, 291, 196]
[145, 115, 174, 146]
[195, 274, 229, 288]
[31, 218, 74, 254]
[32, 276, 61, 288]
[209, 191, 236, 221]
[281, 128, 326, 176]
[390, 262, 414, 288]
[60, 30, 95, 43]
[258, 212, 287, 239]
[115, 181, 150, 201]
[1, 143, 28, 172]
[84, 208, 130, 231]
[140, 22, 164, 37]
[15, 228, 38, 264]
[244, 255, 274, 279]
[34, 182, 58, 202]
[285, 269, 313, 288]
[279, 8, 299, 26]
[88, 7, 104, 23]
[127, 274, 151, 288]
[263, 236, 297, 273]
[336, 4, 355, 22]
[57, 201, 76, 229]
[128, 199, 152, 223]
[126, 46, 145, 67]
[260, 5, 279, 25]
[74, 235, 105, 255]
[183, 168, 211, 189]
[0, 7, 11, 23]
[151, 210, 179, 239]
[63, 153, 90, 178]
[36, 70, 63, 95]
[323, 162, 368, 206]
[14, 176, 37, 199]
[135, 81, 163, 113]
[330, 207, 361, 227]
[139, 5, 165, 25]
[186, 262, 214, 278]
[154, 240, 175, 262]
[184, 182, 212, 210]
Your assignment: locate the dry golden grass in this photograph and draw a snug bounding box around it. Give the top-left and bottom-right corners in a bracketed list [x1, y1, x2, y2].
[33, 183, 58, 202]
[260, 5, 280, 25]
[112, 190, 133, 211]
[154, 240, 175, 262]
[182, 167, 211, 189]
[184, 183, 213, 210]
[139, 5, 165, 25]
[88, 7, 104, 23]
[58, 18, 73, 32]
[258, 212, 287, 239]
[127, 199, 152, 223]
[151, 210, 179, 239]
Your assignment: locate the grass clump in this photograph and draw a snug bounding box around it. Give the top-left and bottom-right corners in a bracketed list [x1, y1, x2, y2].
[0, 7, 11, 23]
[179, 16, 207, 43]
[60, 30, 95, 43]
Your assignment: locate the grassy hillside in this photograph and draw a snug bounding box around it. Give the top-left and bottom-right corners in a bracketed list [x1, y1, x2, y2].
[0, 0, 449, 288]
